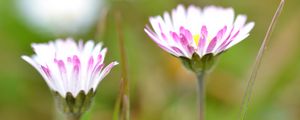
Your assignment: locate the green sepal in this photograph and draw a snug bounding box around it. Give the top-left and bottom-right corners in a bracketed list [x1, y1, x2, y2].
[180, 53, 217, 74]
[80, 89, 95, 113]
[66, 92, 75, 113]
[74, 91, 85, 113]
[52, 89, 96, 118]
[53, 91, 71, 113]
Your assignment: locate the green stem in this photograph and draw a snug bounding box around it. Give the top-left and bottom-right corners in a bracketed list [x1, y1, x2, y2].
[65, 114, 81, 120]
[197, 72, 205, 120]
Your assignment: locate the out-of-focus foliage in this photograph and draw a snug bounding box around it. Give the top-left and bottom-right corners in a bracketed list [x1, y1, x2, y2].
[0, 0, 300, 120]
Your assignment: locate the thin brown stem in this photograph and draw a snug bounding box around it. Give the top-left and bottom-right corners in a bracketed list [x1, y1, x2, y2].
[94, 8, 108, 40]
[239, 0, 285, 120]
[113, 11, 130, 120]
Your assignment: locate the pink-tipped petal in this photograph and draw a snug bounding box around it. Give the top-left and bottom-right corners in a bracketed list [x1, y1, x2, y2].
[87, 56, 94, 71]
[206, 37, 217, 53]
[92, 62, 119, 89]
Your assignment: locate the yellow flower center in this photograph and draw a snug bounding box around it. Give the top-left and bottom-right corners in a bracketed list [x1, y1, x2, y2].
[193, 34, 200, 46]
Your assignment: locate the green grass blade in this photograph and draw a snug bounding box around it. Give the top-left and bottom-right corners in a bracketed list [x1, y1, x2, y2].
[239, 0, 285, 120]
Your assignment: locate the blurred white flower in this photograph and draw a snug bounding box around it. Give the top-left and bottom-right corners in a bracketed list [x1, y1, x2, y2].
[17, 0, 103, 35]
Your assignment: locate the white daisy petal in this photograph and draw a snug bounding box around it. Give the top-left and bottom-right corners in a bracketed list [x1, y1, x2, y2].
[21, 55, 56, 90]
[227, 22, 255, 49]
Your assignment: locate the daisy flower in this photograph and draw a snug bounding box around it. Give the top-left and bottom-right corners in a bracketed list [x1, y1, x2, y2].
[144, 5, 255, 120]
[21, 38, 118, 119]
[145, 4, 255, 59]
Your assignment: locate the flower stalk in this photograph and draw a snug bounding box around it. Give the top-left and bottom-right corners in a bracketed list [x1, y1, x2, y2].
[181, 53, 216, 120]
[196, 71, 205, 120]
[65, 114, 81, 120]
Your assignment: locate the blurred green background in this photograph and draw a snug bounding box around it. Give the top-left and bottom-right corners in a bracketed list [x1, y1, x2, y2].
[0, 0, 300, 120]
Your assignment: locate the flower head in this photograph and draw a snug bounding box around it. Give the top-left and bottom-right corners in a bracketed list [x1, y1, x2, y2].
[145, 4, 255, 59]
[22, 38, 118, 97]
